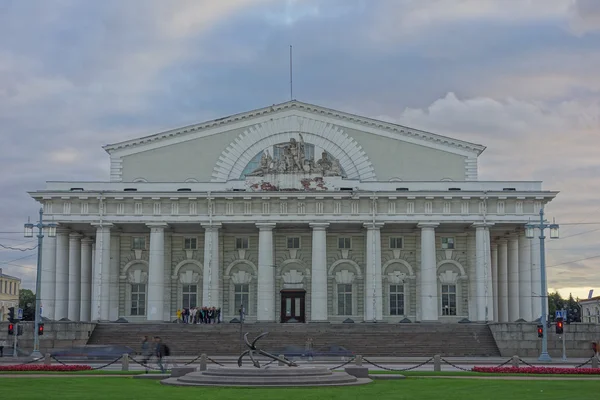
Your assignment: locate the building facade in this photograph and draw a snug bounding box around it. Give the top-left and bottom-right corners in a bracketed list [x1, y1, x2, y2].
[581, 296, 600, 324]
[0, 268, 21, 321]
[29, 101, 557, 324]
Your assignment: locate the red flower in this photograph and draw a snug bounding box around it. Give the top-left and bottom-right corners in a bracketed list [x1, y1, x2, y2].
[0, 364, 92, 372]
[472, 366, 600, 375]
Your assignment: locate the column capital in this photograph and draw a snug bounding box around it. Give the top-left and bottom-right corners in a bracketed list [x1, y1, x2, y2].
[496, 237, 508, 245]
[91, 222, 114, 230]
[201, 222, 222, 230]
[472, 222, 495, 229]
[256, 223, 276, 231]
[69, 232, 83, 240]
[146, 222, 169, 229]
[309, 222, 330, 230]
[417, 222, 439, 229]
[56, 226, 71, 235]
[363, 222, 384, 230]
[81, 237, 94, 245]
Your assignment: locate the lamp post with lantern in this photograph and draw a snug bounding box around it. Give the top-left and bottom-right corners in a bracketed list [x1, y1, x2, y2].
[24, 208, 57, 358]
[525, 207, 560, 362]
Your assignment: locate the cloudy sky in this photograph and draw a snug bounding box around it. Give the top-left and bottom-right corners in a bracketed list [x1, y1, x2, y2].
[1, 0, 599, 301]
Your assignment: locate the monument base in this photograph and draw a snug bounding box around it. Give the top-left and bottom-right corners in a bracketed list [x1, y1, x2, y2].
[245, 173, 347, 191]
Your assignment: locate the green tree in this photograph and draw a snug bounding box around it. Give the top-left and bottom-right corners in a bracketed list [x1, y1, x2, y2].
[548, 291, 566, 321]
[19, 289, 36, 321]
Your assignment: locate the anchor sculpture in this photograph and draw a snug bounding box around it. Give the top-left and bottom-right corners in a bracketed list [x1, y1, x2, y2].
[237, 332, 298, 368]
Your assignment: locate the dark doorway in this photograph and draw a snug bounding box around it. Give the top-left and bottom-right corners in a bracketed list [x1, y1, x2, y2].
[280, 290, 306, 323]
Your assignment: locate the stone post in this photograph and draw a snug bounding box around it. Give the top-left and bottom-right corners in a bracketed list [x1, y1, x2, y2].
[511, 355, 519, 368]
[433, 354, 441, 372]
[121, 353, 129, 371]
[354, 355, 363, 366]
[200, 353, 208, 371]
[44, 353, 51, 365]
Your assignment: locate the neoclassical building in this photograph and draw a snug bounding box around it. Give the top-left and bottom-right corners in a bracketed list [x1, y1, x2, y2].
[0, 268, 21, 322]
[29, 101, 557, 324]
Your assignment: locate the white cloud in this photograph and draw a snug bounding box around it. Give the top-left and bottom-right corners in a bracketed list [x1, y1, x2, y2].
[568, 0, 600, 35]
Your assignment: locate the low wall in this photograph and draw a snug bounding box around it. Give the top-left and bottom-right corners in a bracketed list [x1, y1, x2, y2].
[0, 322, 96, 354]
[490, 322, 600, 358]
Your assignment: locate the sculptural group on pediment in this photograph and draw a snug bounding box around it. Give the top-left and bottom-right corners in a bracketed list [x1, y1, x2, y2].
[247, 134, 344, 177]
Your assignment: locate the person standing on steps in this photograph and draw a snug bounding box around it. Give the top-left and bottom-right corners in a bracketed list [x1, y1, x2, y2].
[0, 339, 5, 357]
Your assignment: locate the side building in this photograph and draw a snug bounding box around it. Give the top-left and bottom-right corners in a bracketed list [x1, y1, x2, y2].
[0, 268, 21, 322]
[28, 100, 558, 324]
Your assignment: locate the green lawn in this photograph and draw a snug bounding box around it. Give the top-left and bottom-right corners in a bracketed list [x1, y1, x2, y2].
[1, 378, 599, 400]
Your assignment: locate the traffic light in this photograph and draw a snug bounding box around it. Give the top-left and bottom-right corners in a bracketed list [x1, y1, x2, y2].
[537, 324, 543, 338]
[556, 318, 564, 334]
[8, 323, 14, 335]
[38, 323, 44, 336]
[8, 307, 15, 323]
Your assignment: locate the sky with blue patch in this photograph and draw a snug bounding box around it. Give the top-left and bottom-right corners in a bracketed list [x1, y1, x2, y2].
[1, 0, 600, 300]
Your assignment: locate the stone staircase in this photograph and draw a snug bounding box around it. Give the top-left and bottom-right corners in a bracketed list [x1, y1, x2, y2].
[87, 322, 500, 357]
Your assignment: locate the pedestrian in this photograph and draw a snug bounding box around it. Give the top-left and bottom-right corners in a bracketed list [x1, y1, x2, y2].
[0, 339, 5, 357]
[176, 309, 182, 323]
[154, 336, 169, 373]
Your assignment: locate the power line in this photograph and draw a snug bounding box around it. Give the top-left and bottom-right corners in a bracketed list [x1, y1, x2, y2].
[0, 243, 38, 251]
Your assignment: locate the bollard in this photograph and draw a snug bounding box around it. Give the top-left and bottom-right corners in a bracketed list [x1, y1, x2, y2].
[511, 355, 520, 368]
[121, 353, 129, 371]
[592, 356, 599, 369]
[278, 354, 285, 366]
[44, 353, 51, 366]
[355, 355, 363, 366]
[199, 354, 208, 371]
[433, 355, 441, 372]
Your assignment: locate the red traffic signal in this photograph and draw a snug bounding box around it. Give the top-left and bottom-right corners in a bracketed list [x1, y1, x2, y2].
[537, 324, 543, 338]
[556, 318, 564, 334]
[38, 323, 44, 336]
[8, 323, 14, 335]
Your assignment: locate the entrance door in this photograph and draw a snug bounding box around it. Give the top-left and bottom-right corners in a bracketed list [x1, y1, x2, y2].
[280, 290, 306, 323]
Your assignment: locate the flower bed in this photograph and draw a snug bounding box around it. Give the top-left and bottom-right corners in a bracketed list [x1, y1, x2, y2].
[473, 366, 600, 375]
[0, 364, 92, 372]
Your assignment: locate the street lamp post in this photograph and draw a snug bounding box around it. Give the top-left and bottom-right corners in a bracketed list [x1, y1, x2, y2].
[525, 207, 559, 362]
[24, 208, 57, 358]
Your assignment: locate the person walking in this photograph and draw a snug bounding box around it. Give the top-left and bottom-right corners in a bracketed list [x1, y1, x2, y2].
[154, 336, 168, 373]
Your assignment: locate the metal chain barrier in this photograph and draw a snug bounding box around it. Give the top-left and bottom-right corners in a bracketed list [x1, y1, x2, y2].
[495, 358, 513, 368]
[89, 357, 122, 371]
[50, 355, 69, 366]
[22, 356, 45, 365]
[183, 354, 203, 366]
[328, 357, 357, 371]
[440, 358, 472, 372]
[574, 357, 594, 368]
[518, 358, 535, 367]
[362, 357, 433, 372]
[207, 356, 224, 366]
[127, 355, 162, 370]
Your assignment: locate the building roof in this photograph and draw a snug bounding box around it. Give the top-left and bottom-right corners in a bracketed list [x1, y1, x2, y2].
[580, 295, 600, 303]
[102, 100, 487, 156]
[0, 268, 21, 281]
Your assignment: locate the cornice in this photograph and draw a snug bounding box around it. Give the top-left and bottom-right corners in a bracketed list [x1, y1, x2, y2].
[102, 100, 486, 156]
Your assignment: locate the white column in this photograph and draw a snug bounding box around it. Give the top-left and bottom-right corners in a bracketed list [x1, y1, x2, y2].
[507, 234, 520, 322]
[530, 227, 542, 321]
[40, 227, 57, 320]
[310, 222, 329, 322]
[80, 238, 93, 322]
[201, 223, 221, 308]
[109, 234, 121, 321]
[484, 228, 494, 322]
[497, 239, 509, 322]
[418, 222, 439, 322]
[364, 223, 384, 322]
[473, 224, 487, 322]
[91, 223, 111, 321]
[466, 232, 477, 321]
[147, 223, 167, 321]
[54, 227, 70, 320]
[67, 233, 82, 321]
[518, 232, 532, 321]
[256, 223, 276, 322]
[491, 242, 499, 322]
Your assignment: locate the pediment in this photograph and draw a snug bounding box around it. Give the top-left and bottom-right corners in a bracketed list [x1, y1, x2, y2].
[104, 101, 485, 158]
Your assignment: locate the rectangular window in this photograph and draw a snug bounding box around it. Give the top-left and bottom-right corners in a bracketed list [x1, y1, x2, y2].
[441, 237, 455, 249]
[234, 284, 250, 309]
[338, 237, 351, 249]
[184, 237, 197, 250]
[389, 284, 405, 315]
[182, 284, 197, 308]
[389, 237, 403, 249]
[441, 284, 457, 316]
[130, 284, 146, 316]
[235, 237, 249, 249]
[337, 284, 353, 315]
[132, 237, 146, 250]
[287, 237, 300, 249]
